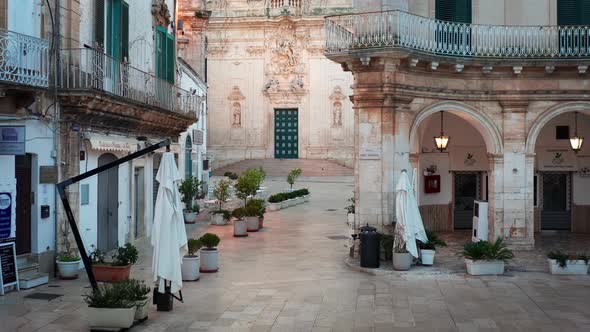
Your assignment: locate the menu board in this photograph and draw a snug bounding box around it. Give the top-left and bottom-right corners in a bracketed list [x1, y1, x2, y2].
[0, 242, 18, 295]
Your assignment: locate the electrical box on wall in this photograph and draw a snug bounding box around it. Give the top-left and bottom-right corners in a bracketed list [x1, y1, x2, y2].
[424, 175, 441, 193]
[41, 205, 50, 219]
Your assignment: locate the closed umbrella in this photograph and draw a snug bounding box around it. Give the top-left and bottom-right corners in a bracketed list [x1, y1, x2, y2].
[394, 169, 428, 258]
[152, 152, 188, 294]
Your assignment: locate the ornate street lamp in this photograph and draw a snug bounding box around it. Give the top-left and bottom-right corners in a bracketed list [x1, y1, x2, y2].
[434, 111, 450, 152]
[570, 112, 584, 153]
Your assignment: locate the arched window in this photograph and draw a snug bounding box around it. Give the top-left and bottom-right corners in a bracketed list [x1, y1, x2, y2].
[185, 135, 192, 178]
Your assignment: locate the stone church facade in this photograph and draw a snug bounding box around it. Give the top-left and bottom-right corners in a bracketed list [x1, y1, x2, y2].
[204, 1, 355, 168]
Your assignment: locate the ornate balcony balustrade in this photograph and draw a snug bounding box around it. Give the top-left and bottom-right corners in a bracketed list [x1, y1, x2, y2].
[269, 0, 302, 8]
[0, 28, 50, 88]
[59, 48, 201, 116]
[325, 10, 590, 59]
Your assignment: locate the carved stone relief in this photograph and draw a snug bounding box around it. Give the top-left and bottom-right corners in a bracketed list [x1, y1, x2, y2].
[246, 46, 265, 56]
[151, 0, 171, 27]
[265, 19, 309, 77]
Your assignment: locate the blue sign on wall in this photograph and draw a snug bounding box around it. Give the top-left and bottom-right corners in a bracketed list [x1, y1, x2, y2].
[0, 193, 12, 239]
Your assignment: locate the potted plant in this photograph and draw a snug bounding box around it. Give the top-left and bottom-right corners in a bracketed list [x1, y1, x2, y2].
[462, 238, 514, 275]
[118, 279, 151, 321]
[417, 230, 447, 266]
[179, 176, 201, 224]
[547, 251, 589, 275]
[224, 171, 239, 180]
[235, 168, 264, 207]
[244, 205, 260, 232]
[84, 283, 136, 329]
[231, 208, 248, 237]
[211, 179, 231, 225]
[392, 246, 412, 271]
[246, 198, 266, 229]
[92, 243, 139, 282]
[345, 196, 355, 225]
[182, 239, 203, 281]
[199, 233, 221, 272]
[56, 253, 81, 280]
[301, 188, 311, 202]
[268, 193, 283, 211]
[286, 168, 302, 192]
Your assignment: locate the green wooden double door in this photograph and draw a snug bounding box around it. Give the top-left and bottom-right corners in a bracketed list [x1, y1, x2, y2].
[274, 109, 298, 159]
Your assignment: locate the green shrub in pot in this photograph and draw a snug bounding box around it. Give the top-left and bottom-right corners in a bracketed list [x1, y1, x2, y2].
[461, 238, 514, 275]
[83, 283, 136, 329]
[199, 233, 222, 272]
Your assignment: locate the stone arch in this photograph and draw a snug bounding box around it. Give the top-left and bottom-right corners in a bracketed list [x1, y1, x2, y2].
[525, 101, 590, 154]
[409, 101, 503, 155]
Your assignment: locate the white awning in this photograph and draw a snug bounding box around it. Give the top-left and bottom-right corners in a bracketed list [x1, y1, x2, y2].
[85, 133, 138, 153]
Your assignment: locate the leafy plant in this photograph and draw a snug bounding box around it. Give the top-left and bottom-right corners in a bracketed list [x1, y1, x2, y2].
[246, 199, 266, 218]
[57, 254, 81, 262]
[211, 209, 231, 220]
[345, 196, 355, 214]
[179, 176, 201, 212]
[417, 230, 447, 251]
[462, 238, 514, 262]
[547, 250, 569, 268]
[287, 168, 302, 189]
[579, 254, 590, 264]
[268, 193, 286, 203]
[117, 279, 151, 302]
[89, 247, 106, 265]
[187, 239, 202, 257]
[213, 179, 231, 211]
[200, 233, 220, 249]
[231, 207, 247, 220]
[224, 171, 239, 180]
[112, 243, 139, 266]
[83, 284, 135, 308]
[235, 168, 263, 205]
[380, 234, 394, 260]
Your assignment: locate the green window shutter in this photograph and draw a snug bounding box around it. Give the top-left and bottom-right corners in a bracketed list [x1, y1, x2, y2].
[436, 0, 471, 23]
[155, 26, 167, 80]
[435, 0, 455, 22]
[558, 0, 590, 25]
[95, 0, 105, 48]
[454, 0, 472, 24]
[120, 1, 129, 61]
[166, 33, 175, 84]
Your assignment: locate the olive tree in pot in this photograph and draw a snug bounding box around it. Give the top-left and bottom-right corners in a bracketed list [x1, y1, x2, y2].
[417, 230, 447, 266]
[286, 168, 302, 193]
[247, 198, 266, 229]
[462, 238, 514, 275]
[182, 239, 203, 281]
[211, 179, 231, 225]
[91, 243, 139, 282]
[199, 233, 221, 273]
[547, 251, 589, 275]
[179, 176, 201, 224]
[84, 283, 136, 329]
[235, 168, 263, 231]
[231, 208, 248, 237]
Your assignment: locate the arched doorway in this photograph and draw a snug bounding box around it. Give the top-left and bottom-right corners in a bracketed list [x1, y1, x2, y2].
[97, 153, 119, 252]
[526, 103, 590, 233]
[185, 135, 192, 178]
[409, 102, 503, 233]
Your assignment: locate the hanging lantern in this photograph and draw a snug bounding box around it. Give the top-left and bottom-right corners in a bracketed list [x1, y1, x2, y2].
[570, 112, 584, 153]
[433, 111, 450, 152]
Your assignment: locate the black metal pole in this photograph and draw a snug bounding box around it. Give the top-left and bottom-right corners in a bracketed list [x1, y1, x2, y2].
[56, 139, 171, 290]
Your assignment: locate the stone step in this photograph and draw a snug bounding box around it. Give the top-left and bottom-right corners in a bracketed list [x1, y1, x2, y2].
[213, 159, 353, 177]
[18, 271, 49, 289]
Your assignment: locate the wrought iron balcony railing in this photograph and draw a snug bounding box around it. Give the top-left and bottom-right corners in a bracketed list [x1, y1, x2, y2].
[59, 48, 201, 116]
[0, 28, 50, 88]
[325, 10, 590, 59]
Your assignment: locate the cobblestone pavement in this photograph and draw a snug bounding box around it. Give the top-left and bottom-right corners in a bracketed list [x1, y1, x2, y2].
[1, 177, 590, 331]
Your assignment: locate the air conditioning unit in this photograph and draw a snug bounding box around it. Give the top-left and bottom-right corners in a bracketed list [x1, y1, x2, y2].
[472, 200, 489, 242]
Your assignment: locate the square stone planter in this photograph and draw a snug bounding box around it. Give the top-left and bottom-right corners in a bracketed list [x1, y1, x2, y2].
[548, 259, 589, 275]
[87, 307, 135, 329]
[210, 213, 227, 225]
[303, 194, 311, 202]
[268, 202, 281, 211]
[465, 259, 505, 275]
[134, 300, 149, 320]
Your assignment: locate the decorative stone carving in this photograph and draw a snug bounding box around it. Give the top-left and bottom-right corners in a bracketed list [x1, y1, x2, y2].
[265, 90, 304, 105]
[290, 76, 304, 93]
[246, 46, 265, 56]
[265, 19, 309, 77]
[228, 86, 246, 127]
[208, 46, 228, 57]
[332, 101, 343, 128]
[264, 79, 280, 93]
[151, 0, 171, 27]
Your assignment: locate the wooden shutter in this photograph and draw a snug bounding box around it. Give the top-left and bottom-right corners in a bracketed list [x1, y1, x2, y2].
[120, 1, 129, 61]
[95, 0, 105, 48]
[436, 0, 471, 23]
[435, 0, 455, 22]
[558, 0, 590, 25]
[454, 0, 472, 24]
[166, 33, 175, 83]
[155, 26, 167, 80]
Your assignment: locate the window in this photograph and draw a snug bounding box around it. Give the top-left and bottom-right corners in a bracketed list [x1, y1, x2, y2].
[156, 25, 175, 83]
[436, 0, 472, 23]
[558, 0, 590, 25]
[95, 0, 129, 60]
[185, 135, 192, 178]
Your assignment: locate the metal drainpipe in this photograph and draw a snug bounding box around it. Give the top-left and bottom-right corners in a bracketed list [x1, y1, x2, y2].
[52, 0, 61, 275]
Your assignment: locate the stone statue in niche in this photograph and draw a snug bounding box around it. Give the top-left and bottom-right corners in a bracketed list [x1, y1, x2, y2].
[232, 102, 242, 127]
[332, 101, 343, 128]
[151, 0, 171, 27]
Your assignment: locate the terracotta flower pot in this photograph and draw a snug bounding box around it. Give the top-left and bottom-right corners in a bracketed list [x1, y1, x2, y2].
[92, 264, 131, 282]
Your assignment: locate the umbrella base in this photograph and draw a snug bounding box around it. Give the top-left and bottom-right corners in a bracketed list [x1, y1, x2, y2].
[199, 268, 219, 273]
[233, 234, 248, 237]
[153, 285, 174, 312]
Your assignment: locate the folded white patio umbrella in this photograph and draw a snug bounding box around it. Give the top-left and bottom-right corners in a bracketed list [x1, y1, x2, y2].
[152, 152, 188, 294]
[394, 169, 428, 258]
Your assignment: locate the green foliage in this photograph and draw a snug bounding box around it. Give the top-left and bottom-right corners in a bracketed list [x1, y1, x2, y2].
[287, 168, 302, 189]
[268, 193, 286, 203]
[211, 209, 231, 220]
[187, 239, 202, 256]
[231, 207, 247, 220]
[417, 230, 447, 251]
[235, 168, 264, 204]
[57, 254, 81, 262]
[200, 233, 220, 249]
[116, 279, 151, 302]
[83, 283, 135, 308]
[213, 179, 231, 211]
[89, 247, 106, 265]
[380, 234, 393, 261]
[246, 199, 266, 218]
[547, 251, 589, 267]
[112, 243, 139, 266]
[345, 196, 355, 214]
[462, 238, 514, 262]
[179, 176, 201, 212]
[268, 189, 309, 203]
[224, 172, 239, 180]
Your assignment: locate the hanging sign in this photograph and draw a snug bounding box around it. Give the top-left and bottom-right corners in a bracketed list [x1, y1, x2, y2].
[0, 242, 19, 295]
[0, 126, 25, 155]
[537, 148, 577, 171]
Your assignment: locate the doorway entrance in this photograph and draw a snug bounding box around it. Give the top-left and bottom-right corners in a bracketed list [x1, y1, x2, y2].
[541, 172, 571, 230]
[454, 172, 480, 229]
[15, 154, 32, 255]
[97, 153, 119, 252]
[134, 167, 145, 239]
[274, 109, 298, 159]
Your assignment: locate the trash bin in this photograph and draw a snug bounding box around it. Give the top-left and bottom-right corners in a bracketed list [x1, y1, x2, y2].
[359, 224, 380, 268]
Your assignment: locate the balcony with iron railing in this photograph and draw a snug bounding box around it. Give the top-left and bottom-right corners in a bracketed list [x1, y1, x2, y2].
[325, 10, 590, 60]
[58, 48, 201, 117]
[0, 28, 50, 88]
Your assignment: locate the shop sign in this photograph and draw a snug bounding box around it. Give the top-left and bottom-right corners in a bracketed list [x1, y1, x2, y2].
[0, 126, 25, 155]
[538, 148, 577, 171]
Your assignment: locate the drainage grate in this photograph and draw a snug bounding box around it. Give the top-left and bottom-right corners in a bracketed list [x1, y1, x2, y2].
[325, 209, 338, 211]
[24, 293, 63, 301]
[326, 235, 349, 240]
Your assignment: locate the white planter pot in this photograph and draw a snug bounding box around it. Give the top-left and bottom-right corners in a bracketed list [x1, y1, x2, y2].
[87, 307, 135, 329]
[296, 197, 304, 205]
[56, 260, 81, 279]
[183, 211, 197, 223]
[246, 216, 260, 232]
[211, 213, 226, 225]
[268, 202, 281, 211]
[200, 248, 219, 273]
[347, 213, 355, 225]
[393, 252, 413, 271]
[420, 249, 436, 265]
[233, 219, 248, 237]
[134, 300, 149, 320]
[181, 255, 201, 281]
[280, 200, 288, 209]
[465, 259, 505, 275]
[548, 259, 589, 275]
[303, 194, 310, 202]
[288, 199, 296, 207]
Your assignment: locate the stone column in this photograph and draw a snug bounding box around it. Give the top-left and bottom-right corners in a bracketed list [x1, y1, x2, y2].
[499, 100, 534, 249]
[487, 154, 504, 243]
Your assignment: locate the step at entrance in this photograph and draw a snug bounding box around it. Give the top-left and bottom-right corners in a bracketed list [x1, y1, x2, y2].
[17, 254, 48, 289]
